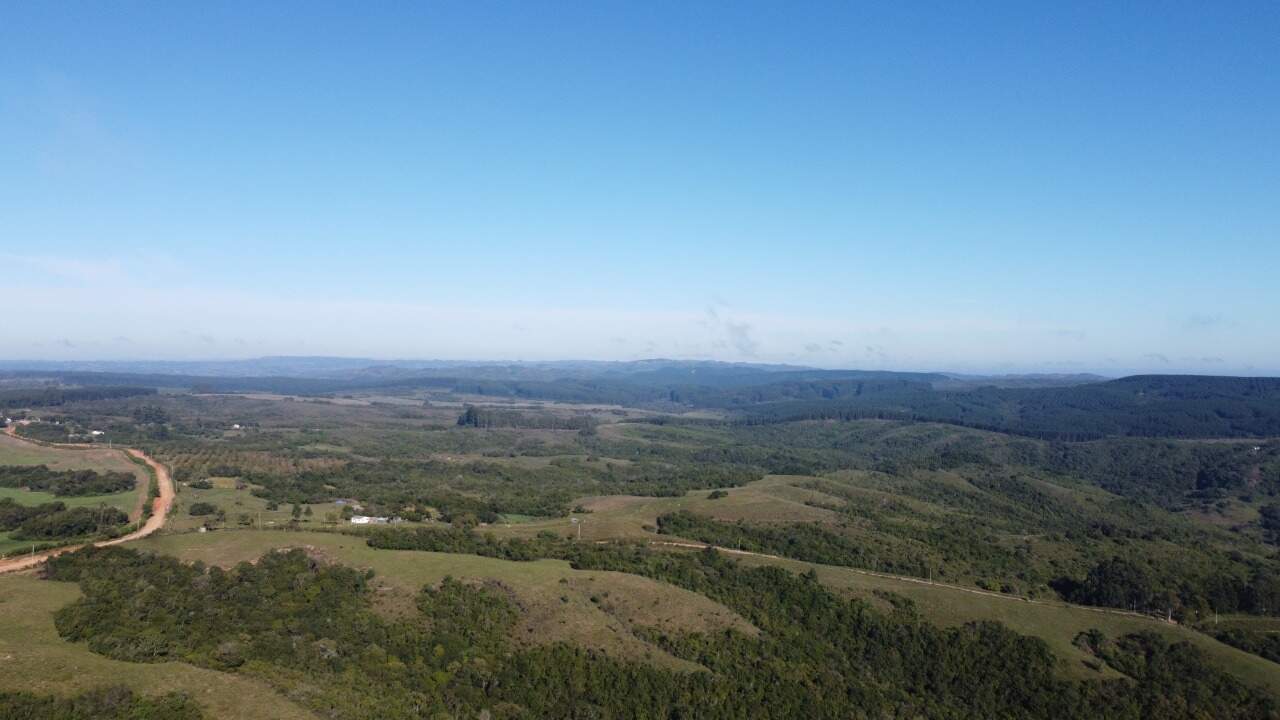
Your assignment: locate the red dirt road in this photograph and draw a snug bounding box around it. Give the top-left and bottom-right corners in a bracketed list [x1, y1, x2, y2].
[0, 424, 175, 574]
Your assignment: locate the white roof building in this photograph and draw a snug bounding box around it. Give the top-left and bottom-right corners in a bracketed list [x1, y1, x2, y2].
[350, 515, 389, 525]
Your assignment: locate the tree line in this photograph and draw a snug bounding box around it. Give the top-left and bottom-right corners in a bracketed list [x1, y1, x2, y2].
[456, 404, 598, 430]
[0, 686, 203, 720]
[0, 385, 157, 409]
[0, 465, 135, 496]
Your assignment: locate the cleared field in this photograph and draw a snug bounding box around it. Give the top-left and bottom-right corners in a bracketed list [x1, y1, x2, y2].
[731, 553, 1280, 694]
[135, 529, 755, 671]
[0, 486, 137, 511]
[0, 574, 317, 719]
[164, 479, 346, 533]
[0, 432, 146, 480]
[487, 475, 839, 542]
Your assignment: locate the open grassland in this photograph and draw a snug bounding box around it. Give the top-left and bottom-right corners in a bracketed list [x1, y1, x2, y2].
[0, 574, 317, 719]
[135, 529, 755, 671]
[0, 432, 147, 491]
[730, 553, 1280, 694]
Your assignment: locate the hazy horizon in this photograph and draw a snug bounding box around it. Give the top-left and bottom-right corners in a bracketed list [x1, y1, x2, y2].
[2, 354, 1278, 380]
[3, 4, 1277, 375]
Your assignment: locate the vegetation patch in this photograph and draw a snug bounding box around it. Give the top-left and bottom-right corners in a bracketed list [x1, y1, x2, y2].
[0, 498, 128, 541]
[0, 465, 135, 496]
[0, 574, 318, 719]
[0, 686, 204, 720]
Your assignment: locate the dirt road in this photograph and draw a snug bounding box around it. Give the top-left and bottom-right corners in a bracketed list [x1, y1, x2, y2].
[0, 425, 175, 574]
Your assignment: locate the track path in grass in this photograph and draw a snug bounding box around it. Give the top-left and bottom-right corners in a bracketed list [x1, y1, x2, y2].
[640, 539, 1175, 624]
[0, 424, 175, 574]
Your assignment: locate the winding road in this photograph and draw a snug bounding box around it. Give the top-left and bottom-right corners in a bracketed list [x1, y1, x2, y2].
[0, 424, 174, 574]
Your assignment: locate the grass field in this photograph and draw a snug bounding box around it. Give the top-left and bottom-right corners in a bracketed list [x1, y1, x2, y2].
[0, 531, 28, 556]
[0, 574, 317, 719]
[135, 529, 755, 671]
[0, 433, 149, 555]
[486, 475, 840, 543]
[0, 433, 145, 480]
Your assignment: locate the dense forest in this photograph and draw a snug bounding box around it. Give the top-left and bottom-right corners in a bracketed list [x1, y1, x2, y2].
[740, 375, 1280, 439]
[655, 509, 1280, 619]
[44, 543, 1278, 719]
[0, 498, 128, 541]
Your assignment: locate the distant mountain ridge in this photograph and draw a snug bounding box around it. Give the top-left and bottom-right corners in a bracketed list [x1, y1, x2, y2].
[3, 359, 1278, 439]
[742, 374, 1280, 439]
[0, 357, 810, 380]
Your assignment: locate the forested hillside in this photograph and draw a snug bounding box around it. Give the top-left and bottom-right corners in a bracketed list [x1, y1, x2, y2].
[0, 385, 156, 409]
[44, 544, 1279, 719]
[742, 375, 1280, 439]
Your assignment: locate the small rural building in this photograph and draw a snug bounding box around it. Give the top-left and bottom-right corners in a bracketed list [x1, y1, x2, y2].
[350, 515, 389, 525]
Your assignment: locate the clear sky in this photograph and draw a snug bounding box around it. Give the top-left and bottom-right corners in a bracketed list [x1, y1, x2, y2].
[1, 2, 1277, 374]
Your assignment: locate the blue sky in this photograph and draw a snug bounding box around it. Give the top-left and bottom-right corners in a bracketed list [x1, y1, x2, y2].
[1, 2, 1277, 374]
